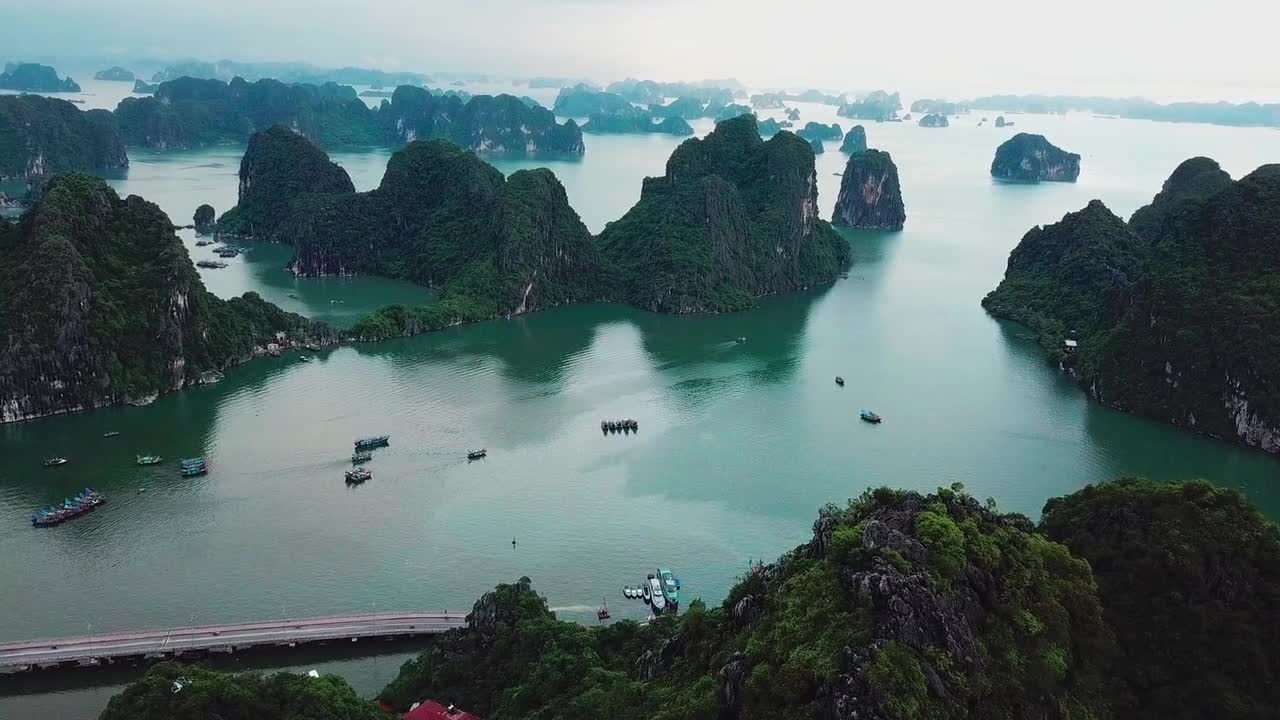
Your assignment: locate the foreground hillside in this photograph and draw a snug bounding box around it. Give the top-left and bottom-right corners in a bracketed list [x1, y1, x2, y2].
[0, 174, 334, 422]
[97, 478, 1280, 720]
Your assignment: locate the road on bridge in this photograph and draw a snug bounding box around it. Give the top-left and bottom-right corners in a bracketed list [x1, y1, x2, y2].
[0, 612, 467, 670]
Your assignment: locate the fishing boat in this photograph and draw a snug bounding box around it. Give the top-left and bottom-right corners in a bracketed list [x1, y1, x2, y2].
[102, 431, 120, 438]
[214, 246, 239, 258]
[136, 454, 163, 465]
[735, 337, 747, 344]
[353, 435, 390, 450]
[351, 450, 373, 464]
[642, 580, 652, 604]
[43, 457, 68, 467]
[195, 260, 228, 269]
[298, 355, 314, 363]
[345, 467, 372, 484]
[31, 488, 105, 527]
[648, 575, 667, 615]
[597, 598, 611, 621]
[860, 409, 882, 424]
[835, 376, 845, 386]
[179, 457, 208, 477]
[194, 239, 212, 247]
[657, 567, 681, 609]
[467, 449, 487, 461]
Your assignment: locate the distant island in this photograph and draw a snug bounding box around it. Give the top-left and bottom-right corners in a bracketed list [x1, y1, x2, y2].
[983, 157, 1280, 453]
[833, 148, 905, 231]
[93, 66, 135, 82]
[0, 95, 127, 182]
[551, 84, 634, 116]
[149, 59, 430, 87]
[910, 98, 968, 115]
[796, 121, 842, 142]
[837, 90, 902, 121]
[918, 113, 949, 128]
[0, 174, 334, 422]
[115, 77, 583, 154]
[605, 77, 741, 106]
[990, 133, 1080, 182]
[582, 107, 693, 136]
[0, 62, 80, 92]
[98, 477, 1280, 720]
[969, 93, 1280, 127]
[131, 79, 158, 94]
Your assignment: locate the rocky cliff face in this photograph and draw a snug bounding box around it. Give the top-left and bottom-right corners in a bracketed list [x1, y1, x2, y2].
[839, 125, 867, 154]
[596, 115, 849, 313]
[0, 95, 128, 182]
[990, 133, 1080, 182]
[0, 174, 334, 423]
[832, 149, 905, 231]
[984, 159, 1280, 453]
[215, 126, 355, 239]
[797, 121, 842, 142]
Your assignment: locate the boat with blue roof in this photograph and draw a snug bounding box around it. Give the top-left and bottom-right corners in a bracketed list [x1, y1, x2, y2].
[31, 488, 105, 527]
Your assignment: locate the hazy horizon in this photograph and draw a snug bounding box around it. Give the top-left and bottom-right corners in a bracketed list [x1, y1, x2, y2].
[2, 0, 1278, 103]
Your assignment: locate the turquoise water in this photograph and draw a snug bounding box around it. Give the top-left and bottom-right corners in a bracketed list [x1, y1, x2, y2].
[2, 105, 1280, 717]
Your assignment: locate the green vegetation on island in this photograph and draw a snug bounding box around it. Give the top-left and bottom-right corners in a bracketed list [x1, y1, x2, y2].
[0, 95, 127, 182]
[219, 118, 848, 336]
[99, 661, 385, 720]
[0, 62, 80, 92]
[383, 86, 581, 155]
[215, 130, 599, 341]
[1041, 477, 1280, 720]
[918, 113, 949, 128]
[0, 174, 334, 422]
[95, 477, 1280, 720]
[990, 133, 1080, 182]
[131, 79, 158, 94]
[93, 66, 135, 82]
[982, 158, 1280, 452]
[193, 204, 215, 231]
[833, 149, 905, 231]
[596, 115, 849, 313]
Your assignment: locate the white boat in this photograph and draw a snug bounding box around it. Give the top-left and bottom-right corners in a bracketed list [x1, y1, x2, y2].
[648, 575, 667, 614]
[641, 582, 651, 603]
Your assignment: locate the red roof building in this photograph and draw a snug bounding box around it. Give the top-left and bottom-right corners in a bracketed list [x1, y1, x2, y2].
[403, 699, 481, 720]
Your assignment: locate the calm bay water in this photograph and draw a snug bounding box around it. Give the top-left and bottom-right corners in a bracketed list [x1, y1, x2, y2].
[3, 101, 1280, 718]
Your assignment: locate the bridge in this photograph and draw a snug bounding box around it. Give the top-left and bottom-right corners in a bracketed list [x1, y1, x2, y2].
[0, 612, 467, 672]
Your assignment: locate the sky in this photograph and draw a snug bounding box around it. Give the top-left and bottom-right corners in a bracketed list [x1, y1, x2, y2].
[1, 0, 1277, 102]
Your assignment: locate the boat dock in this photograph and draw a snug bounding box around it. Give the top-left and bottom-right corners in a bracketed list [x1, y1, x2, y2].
[0, 611, 466, 673]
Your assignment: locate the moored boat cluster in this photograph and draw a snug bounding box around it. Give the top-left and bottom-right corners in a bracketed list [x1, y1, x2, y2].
[31, 488, 105, 527]
[601, 418, 638, 434]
